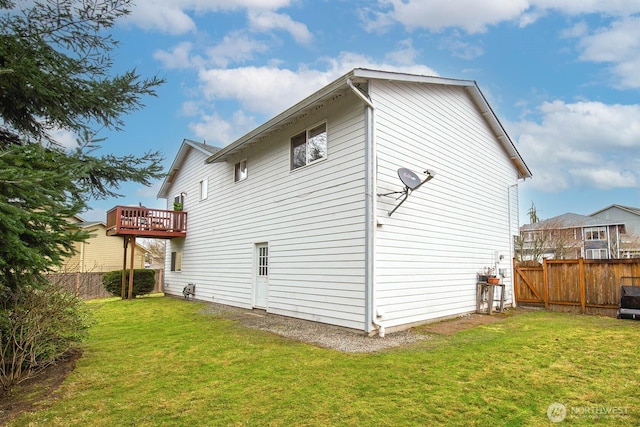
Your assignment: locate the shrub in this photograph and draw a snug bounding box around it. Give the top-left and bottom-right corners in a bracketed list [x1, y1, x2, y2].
[0, 284, 93, 393]
[102, 269, 155, 298]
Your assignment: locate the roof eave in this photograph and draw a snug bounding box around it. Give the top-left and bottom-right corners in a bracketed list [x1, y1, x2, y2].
[206, 71, 357, 164]
[464, 86, 532, 179]
[158, 139, 218, 199]
[203, 68, 532, 181]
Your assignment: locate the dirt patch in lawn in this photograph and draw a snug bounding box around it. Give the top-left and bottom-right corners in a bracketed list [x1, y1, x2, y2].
[0, 348, 83, 425]
[414, 308, 525, 336]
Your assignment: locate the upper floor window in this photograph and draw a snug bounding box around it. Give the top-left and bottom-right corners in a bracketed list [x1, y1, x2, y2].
[199, 178, 208, 200]
[585, 227, 606, 241]
[235, 159, 247, 182]
[291, 122, 327, 170]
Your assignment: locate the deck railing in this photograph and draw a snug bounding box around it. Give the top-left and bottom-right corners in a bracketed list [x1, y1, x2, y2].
[106, 206, 187, 238]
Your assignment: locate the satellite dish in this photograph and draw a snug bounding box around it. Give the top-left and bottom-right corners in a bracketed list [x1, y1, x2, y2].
[398, 168, 421, 190]
[377, 167, 436, 216]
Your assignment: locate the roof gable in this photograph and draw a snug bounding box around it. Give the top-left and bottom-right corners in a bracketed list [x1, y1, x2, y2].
[590, 204, 640, 218]
[158, 139, 221, 199]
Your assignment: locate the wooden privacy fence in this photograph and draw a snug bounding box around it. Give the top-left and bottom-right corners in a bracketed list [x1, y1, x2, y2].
[514, 258, 640, 317]
[46, 269, 165, 300]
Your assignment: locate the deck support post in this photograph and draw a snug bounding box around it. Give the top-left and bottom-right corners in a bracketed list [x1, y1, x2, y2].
[121, 237, 129, 299]
[128, 236, 136, 300]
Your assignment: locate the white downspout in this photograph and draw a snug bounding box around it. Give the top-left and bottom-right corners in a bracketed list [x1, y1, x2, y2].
[348, 79, 385, 337]
[508, 183, 517, 308]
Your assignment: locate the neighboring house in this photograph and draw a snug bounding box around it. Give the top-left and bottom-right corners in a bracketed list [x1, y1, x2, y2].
[590, 204, 640, 258]
[59, 216, 147, 272]
[518, 213, 627, 261]
[158, 68, 532, 334]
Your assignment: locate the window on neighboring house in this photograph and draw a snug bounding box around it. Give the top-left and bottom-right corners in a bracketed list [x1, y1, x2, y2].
[586, 248, 608, 260]
[291, 122, 327, 170]
[584, 227, 606, 241]
[199, 178, 208, 200]
[170, 251, 182, 272]
[235, 159, 247, 182]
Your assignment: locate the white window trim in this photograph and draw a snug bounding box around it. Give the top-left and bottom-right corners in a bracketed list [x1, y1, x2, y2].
[234, 159, 248, 182]
[584, 226, 607, 241]
[199, 178, 208, 200]
[290, 121, 327, 170]
[585, 248, 608, 260]
[170, 251, 182, 272]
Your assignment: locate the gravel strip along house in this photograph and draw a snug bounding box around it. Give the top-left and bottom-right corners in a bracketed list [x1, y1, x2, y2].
[157, 68, 532, 336]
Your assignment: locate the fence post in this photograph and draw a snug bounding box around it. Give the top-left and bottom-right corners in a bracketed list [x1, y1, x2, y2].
[512, 258, 518, 307]
[579, 258, 586, 314]
[543, 258, 549, 309]
[75, 271, 80, 297]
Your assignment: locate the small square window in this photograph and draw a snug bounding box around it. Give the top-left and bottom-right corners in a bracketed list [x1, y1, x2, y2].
[235, 159, 247, 182]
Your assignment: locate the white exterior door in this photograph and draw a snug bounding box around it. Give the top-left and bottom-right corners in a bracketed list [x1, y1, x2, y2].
[254, 243, 269, 308]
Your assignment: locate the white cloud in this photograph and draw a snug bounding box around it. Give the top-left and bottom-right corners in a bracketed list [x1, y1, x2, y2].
[127, 3, 196, 34]
[153, 42, 201, 69]
[188, 110, 257, 146]
[570, 168, 637, 189]
[206, 32, 270, 67]
[187, 54, 439, 143]
[196, 54, 439, 118]
[575, 16, 640, 89]
[358, 8, 397, 34]
[385, 39, 419, 65]
[154, 34, 270, 70]
[512, 100, 640, 192]
[528, 0, 640, 16]
[365, 0, 530, 33]
[248, 10, 313, 44]
[125, 0, 295, 34]
[197, 66, 328, 116]
[46, 127, 78, 150]
[362, 0, 640, 33]
[560, 21, 589, 38]
[437, 33, 484, 60]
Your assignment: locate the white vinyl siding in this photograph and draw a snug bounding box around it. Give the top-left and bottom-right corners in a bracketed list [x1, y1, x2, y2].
[163, 95, 368, 329]
[371, 80, 518, 328]
[162, 76, 524, 333]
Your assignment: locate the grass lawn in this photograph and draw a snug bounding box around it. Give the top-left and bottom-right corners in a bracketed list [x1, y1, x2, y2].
[6, 296, 640, 426]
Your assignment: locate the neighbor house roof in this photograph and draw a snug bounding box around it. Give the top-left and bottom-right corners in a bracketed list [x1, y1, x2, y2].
[590, 204, 640, 217]
[203, 68, 532, 179]
[158, 139, 221, 199]
[521, 212, 626, 231]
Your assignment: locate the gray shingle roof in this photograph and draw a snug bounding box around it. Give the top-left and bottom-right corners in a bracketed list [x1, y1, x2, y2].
[521, 212, 625, 231]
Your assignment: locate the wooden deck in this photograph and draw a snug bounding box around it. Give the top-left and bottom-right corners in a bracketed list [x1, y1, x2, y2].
[106, 206, 187, 238]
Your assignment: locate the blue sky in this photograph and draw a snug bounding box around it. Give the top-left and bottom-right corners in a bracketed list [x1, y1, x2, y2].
[73, 0, 640, 225]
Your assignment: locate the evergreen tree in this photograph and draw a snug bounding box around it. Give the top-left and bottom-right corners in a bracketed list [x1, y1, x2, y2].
[0, 0, 165, 291]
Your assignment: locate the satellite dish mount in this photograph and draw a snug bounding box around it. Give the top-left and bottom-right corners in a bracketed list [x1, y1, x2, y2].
[378, 168, 436, 216]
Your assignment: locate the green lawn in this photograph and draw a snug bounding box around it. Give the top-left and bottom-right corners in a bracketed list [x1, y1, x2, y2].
[7, 296, 640, 426]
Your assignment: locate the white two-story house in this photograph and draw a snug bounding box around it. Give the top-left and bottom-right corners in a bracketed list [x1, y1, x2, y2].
[158, 68, 531, 335]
